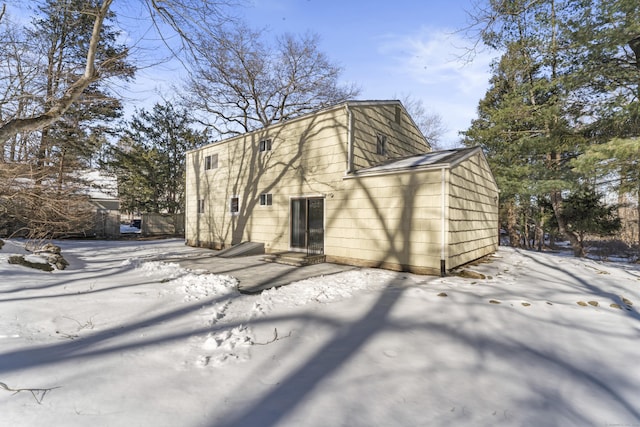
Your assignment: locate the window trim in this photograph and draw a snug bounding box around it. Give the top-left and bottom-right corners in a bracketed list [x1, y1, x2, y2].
[230, 195, 240, 215]
[259, 193, 273, 206]
[259, 139, 272, 152]
[197, 199, 205, 214]
[204, 153, 218, 170]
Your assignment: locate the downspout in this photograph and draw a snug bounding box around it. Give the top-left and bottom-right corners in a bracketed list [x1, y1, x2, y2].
[346, 104, 354, 174]
[440, 167, 448, 276]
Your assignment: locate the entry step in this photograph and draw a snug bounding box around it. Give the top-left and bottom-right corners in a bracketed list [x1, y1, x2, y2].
[262, 252, 326, 267]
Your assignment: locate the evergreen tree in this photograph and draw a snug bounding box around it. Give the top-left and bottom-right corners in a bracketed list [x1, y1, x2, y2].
[572, 137, 640, 244]
[29, 0, 134, 175]
[464, 0, 638, 255]
[559, 186, 621, 256]
[463, 0, 581, 249]
[107, 102, 206, 215]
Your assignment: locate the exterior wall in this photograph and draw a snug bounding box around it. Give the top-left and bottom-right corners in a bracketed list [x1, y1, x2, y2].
[185, 106, 350, 250]
[350, 103, 430, 171]
[142, 213, 185, 236]
[331, 169, 444, 275]
[185, 100, 498, 275]
[91, 199, 120, 238]
[93, 209, 120, 239]
[447, 153, 499, 268]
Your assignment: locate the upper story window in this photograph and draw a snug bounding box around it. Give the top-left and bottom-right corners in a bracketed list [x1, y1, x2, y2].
[230, 196, 239, 215]
[259, 139, 272, 152]
[197, 199, 205, 214]
[204, 154, 218, 170]
[259, 193, 273, 206]
[376, 134, 387, 155]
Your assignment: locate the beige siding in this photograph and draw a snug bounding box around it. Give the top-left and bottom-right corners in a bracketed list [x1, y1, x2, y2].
[332, 169, 444, 274]
[185, 100, 498, 275]
[350, 104, 429, 171]
[185, 107, 349, 250]
[447, 153, 499, 268]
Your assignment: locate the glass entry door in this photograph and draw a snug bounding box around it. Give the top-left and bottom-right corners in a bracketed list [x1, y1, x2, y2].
[290, 198, 307, 250]
[290, 197, 324, 254]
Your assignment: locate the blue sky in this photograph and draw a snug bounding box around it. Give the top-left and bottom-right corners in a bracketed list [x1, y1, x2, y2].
[124, 0, 497, 148]
[6, 0, 496, 148]
[237, 0, 496, 148]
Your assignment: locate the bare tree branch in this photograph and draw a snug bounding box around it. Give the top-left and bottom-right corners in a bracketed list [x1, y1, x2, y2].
[182, 24, 360, 136]
[0, 381, 61, 405]
[0, 0, 113, 143]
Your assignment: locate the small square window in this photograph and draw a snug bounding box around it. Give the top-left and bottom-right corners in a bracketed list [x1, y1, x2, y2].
[230, 196, 239, 215]
[259, 193, 273, 206]
[259, 139, 272, 152]
[197, 199, 205, 214]
[205, 154, 218, 170]
[377, 134, 387, 155]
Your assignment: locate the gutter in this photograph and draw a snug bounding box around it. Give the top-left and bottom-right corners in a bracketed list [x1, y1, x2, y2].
[440, 167, 448, 276]
[346, 104, 354, 174]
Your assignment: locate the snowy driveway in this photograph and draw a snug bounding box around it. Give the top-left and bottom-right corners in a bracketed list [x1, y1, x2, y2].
[1, 239, 639, 426]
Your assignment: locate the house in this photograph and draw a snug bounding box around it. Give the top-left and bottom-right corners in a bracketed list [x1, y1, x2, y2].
[185, 100, 499, 275]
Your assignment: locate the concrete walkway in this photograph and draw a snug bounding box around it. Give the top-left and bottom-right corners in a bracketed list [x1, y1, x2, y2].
[164, 252, 356, 294]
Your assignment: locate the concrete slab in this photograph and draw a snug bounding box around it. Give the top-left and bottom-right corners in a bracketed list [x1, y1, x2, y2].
[163, 252, 356, 294]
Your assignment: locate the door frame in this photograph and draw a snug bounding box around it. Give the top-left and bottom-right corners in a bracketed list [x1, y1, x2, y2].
[289, 196, 325, 254]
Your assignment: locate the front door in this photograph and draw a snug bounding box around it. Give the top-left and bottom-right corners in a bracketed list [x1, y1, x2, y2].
[290, 197, 324, 254]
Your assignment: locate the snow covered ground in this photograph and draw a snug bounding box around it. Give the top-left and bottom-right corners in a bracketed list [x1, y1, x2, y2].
[1, 238, 639, 427]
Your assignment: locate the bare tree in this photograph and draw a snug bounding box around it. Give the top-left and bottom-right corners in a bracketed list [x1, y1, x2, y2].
[0, 164, 95, 239]
[0, 0, 240, 146]
[0, 18, 42, 162]
[0, 0, 113, 143]
[0, 0, 239, 241]
[400, 94, 447, 150]
[182, 23, 360, 135]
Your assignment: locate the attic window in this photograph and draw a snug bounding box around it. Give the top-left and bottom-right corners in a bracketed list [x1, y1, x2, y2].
[376, 134, 387, 155]
[395, 106, 401, 124]
[259, 139, 272, 152]
[204, 154, 218, 170]
[259, 193, 273, 206]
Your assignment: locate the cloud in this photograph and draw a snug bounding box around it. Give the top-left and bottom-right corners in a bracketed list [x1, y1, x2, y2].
[379, 27, 494, 93]
[373, 27, 497, 147]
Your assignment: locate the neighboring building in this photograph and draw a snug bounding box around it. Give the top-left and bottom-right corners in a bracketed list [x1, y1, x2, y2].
[82, 170, 120, 239]
[140, 212, 185, 237]
[185, 100, 499, 275]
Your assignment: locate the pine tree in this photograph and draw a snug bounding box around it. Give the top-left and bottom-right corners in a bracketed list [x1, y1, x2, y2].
[107, 102, 207, 215]
[464, 0, 639, 255]
[29, 0, 134, 175]
[559, 186, 621, 256]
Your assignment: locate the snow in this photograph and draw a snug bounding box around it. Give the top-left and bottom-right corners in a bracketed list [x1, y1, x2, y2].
[1, 239, 640, 426]
[75, 169, 118, 200]
[119, 224, 141, 234]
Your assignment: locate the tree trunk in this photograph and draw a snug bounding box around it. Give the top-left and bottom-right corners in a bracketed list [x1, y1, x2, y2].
[536, 204, 545, 252]
[637, 184, 640, 247]
[550, 189, 584, 256]
[506, 201, 520, 247]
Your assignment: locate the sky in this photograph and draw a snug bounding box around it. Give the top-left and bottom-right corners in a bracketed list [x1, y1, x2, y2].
[4, 0, 496, 149]
[239, 1, 495, 148]
[126, 0, 496, 149]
